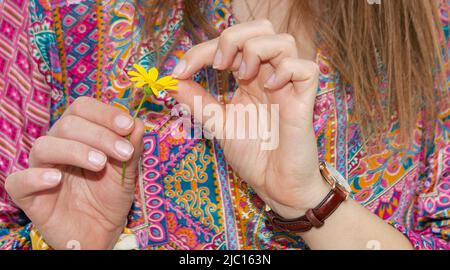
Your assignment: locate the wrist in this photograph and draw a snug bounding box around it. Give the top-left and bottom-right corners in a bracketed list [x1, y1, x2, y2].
[265, 162, 351, 235]
[72, 226, 136, 250]
[103, 226, 127, 250]
[269, 172, 331, 220]
[30, 225, 133, 250]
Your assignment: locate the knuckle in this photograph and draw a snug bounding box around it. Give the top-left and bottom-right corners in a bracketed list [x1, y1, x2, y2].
[186, 44, 201, 57]
[279, 33, 296, 44]
[277, 46, 288, 56]
[62, 143, 87, 167]
[4, 173, 15, 194]
[221, 27, 232, 37]
[279, 58, 294, 70]
[258, 19, 274, 31]
[220, 28, 237, 46]
[186, 41, 212, 60]
[4, 170, 26, 198]
[308, 62, 320, 76]
[32, 136, 48, 152]
[93, 127, 110, 145]
[70, 96, 90, 114]
[69, 148, 86, 166]
[243, 39, 257, 53]
[30, 136, 49, 162]
[56, 115, 76, 137]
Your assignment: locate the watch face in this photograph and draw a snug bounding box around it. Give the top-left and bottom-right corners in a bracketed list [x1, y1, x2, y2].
[325, 163, 352, 193]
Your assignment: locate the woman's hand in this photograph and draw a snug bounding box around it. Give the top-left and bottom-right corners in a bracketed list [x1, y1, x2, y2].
[171, 20, 415, 251]
[5, 97, 144, 250]
[172, 20, 330, 219]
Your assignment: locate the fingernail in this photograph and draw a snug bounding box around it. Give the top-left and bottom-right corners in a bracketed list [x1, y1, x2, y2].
[42, 171, 62, 185]
[115, 140, 134, 158]
[265, 74, 277, 88]
[115, 115, 133, 130]
[238, 61, 247, 79]
[172, 60, 187, 78]
[213, 50, 223, 68]
[88, 151, 107, 167]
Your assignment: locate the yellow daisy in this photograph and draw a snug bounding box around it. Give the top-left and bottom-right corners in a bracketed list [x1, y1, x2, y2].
[121, 64, 178, 184]
[128, 64, 178, 96]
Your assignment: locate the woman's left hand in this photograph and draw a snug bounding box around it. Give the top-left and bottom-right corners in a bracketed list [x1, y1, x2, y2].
[171, 20, 329, 219]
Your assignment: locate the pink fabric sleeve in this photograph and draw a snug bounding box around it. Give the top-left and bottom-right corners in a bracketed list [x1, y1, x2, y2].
[0, 0, 50, 249]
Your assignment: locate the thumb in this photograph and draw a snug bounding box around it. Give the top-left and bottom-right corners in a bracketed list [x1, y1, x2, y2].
[111, 118, 145, 187]
[170, 80, 225, 138]
[5, 168, 62, 209]
[170, 80, 223, 116]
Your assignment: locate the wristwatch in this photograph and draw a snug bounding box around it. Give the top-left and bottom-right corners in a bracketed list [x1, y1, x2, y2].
[265, 162, 351, 234]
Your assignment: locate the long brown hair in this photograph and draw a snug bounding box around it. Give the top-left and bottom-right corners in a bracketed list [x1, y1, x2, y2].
[144, 0, 448, 145]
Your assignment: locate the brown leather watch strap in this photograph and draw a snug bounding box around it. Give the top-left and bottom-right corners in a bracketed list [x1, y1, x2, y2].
[266, 187, 347, 233]
[305, 209, 323, 228]
[266, 162, 350, 234]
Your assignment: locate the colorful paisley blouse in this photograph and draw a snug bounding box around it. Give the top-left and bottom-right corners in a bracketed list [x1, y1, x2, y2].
[0, 0, 449, 250]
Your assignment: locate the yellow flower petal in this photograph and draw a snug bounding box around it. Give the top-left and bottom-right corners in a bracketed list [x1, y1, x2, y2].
[156, 76, 174, 85]
[166, 80, 179, 87]
[130, 77, 144, 82]
[133, 64, 148, 77]
[129, 65, 173, 96]
[135, 81, 146, 88]
[156, 77, 178, 91]
[165, 85, 179, 91]
[150, 86, 159, 96]
[148, 67, 159, 82]
[128, 71, 144, 78]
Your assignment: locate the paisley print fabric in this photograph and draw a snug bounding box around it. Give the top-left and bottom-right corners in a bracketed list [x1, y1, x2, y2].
[0, 0, 449, 250]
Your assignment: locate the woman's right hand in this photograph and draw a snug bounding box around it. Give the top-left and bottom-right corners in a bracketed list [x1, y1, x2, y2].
[5, 97, 145, 250]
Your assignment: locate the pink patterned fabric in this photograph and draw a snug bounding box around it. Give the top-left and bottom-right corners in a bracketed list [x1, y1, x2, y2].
[0, 0, 51, 223]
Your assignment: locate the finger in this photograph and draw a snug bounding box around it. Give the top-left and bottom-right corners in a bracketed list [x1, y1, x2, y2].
[172, 20, 275, 79]
[172, 39, 218, 80]
[213, 19, 276, 70]
[230, 52, 243, 72]
[239, 33, 298, 80]
[264, 57, 320, 96]
[29, 136, 108, 172]
[170, 80, 225, 139]
[64, 97, 135, 137]
[5, 168, 62, 205]
[49, 115, 135, 162]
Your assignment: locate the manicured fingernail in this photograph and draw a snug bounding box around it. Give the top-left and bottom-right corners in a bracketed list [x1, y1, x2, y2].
[238, 61, 247, 79]
[88, 151, 107, 167]
[265, 74, 277, 88]
[172, 60, 187, 78]
[115, 115, 133, 130]
[213, 50, 223, 68]
[115, 140, 134, 158]
[42, 171, 62, 185]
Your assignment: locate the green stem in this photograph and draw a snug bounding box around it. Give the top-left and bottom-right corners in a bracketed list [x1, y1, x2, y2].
[121, 89, 148, 185]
